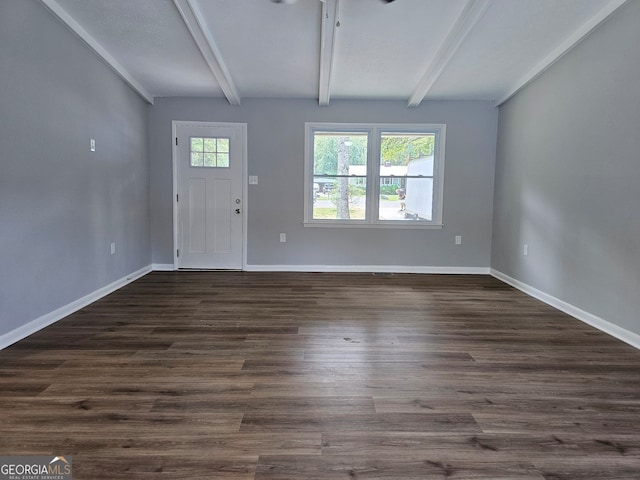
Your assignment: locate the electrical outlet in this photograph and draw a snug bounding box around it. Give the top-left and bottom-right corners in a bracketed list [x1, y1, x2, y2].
[455, 235, 462, 245]
[279, 233, 286, 243]
[90, 139, 96, 152]
[523, 244, 529, 256]
[111, 242, 116, 255]
[249, 175, 258, 185]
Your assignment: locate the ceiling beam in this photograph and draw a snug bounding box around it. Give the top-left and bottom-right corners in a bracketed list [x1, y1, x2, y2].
[495, 0, 630, 106]
[173, 0, 241, 106]
[407, 0, 491, 108]
[39, 0, 154, 104]
[318, 0, 340, 106]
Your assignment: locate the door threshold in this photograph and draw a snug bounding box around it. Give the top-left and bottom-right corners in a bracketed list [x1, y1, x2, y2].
[177, 268, 243, 272]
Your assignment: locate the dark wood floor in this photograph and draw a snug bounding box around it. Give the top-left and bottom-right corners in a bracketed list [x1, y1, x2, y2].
[1, 272, 639, 479]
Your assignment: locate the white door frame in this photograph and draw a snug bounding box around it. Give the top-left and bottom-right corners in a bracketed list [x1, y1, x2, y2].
[171, 120, 248, 270]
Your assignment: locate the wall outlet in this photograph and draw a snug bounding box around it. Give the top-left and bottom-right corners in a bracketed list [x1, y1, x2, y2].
[523, 244, 529, 256]
[455, 235, 462, 245]
[279, 233, 286, 243]
[249, 175, 258, 185]
[90, 139, 96, 152]
[110, 242, 116, 255]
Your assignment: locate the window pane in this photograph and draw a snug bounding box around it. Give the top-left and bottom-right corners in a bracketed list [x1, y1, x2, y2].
[191, 152, 204, 167]
[217, 138, 229, 153]
[203, 137, 216, 152]
[217, 153, 230, 168]
[379, 178, 433, 221]
[313, 132, 368, 176]
[191, 137, 203, 152]
[313, 177, 366, 220]
[204, 152, 216, 167]
[380, 133, 434, 176]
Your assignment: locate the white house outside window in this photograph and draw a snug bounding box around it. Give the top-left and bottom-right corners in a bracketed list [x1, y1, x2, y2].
[304, 123, 446, 228]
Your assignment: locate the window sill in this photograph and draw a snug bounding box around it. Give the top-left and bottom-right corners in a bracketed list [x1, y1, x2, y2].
[303, 221, 444, 229]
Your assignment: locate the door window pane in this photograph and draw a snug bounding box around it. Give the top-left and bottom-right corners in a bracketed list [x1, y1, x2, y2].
[191, 137, 203, 151]
[217, 138, 229, 153]
[191, 152, 204, 167]
[203, 137, 216, 151]
[217, 153, 229, 168]
[190, 137, 231, 168]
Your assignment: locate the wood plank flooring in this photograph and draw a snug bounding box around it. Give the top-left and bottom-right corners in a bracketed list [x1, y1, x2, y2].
[1, 272, 639, 479]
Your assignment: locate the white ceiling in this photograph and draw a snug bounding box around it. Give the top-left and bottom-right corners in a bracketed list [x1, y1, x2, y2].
[42, 0, 628, 106]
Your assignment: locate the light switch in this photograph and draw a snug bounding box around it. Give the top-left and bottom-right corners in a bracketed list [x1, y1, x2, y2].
[249, 175, 258, 185]
[455, 235, 462, 245]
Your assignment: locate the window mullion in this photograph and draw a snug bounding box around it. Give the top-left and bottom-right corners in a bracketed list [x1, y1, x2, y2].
[368, 128, 380, 224]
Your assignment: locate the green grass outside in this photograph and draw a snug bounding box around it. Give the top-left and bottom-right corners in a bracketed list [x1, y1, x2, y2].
[313, 207, 366, 220]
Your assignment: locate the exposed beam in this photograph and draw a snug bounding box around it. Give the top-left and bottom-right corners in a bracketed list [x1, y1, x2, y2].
[39, 0, 154, 104]
[318, 0, 340, 106]
[495, 0, 630, 106]
[173, 0, 241, 106]
[407, 0, 491, 108]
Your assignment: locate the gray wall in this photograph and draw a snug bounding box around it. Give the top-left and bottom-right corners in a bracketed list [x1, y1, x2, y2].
[492, 1, 640, 335]
[0, 0, 150, 336]
[149, 98, 498, 268]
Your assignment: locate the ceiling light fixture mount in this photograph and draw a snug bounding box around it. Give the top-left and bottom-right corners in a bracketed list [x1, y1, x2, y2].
[271, 0, 394, 4]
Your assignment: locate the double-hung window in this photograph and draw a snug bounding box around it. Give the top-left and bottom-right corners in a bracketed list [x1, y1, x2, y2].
[304, 123, 446, 228]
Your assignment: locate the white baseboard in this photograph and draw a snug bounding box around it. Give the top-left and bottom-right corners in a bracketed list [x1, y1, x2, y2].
[245, 264, 490, 274]
[0, 265, 152, 351]
[152, 263, 175, 271]
[491, 269, 640, 350]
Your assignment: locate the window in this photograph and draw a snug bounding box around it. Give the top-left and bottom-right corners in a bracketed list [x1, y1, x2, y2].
[310, 131, 368, 220]
[304, 123, 446, 228]
[190, 137, 230, 168]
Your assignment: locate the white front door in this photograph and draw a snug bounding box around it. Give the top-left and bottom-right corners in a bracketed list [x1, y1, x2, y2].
[175, 122, 245, 269]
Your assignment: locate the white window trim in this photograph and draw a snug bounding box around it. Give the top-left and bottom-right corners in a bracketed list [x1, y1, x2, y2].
[303, 122, 446, 229]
